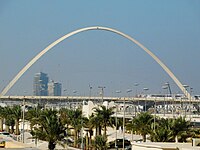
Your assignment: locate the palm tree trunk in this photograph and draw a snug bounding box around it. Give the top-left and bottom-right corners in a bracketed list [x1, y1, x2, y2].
[104, 125, 107, 137]
[96, 126, 98, 136]
[74, 130, 78, 147]
[0, 118, 3, 131]
[5, 125, 9, 132]
[99, 126, 102, 135]
[48, 141, 56, 150]
[85, 131, 89, 150]
[96, 126, 102, 136]
[89, 130, 92, 150]
[96, 126, 101, 136]
[11, 125, 14, 134]
[142, 134, 146, 142]
[175, 136, 178, 143]
[15, 119, 20, 135]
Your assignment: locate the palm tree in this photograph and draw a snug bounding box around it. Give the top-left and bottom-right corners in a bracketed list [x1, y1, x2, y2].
[90, 112, 102, 136]
[93, 105, 114, 137]
[187, 128, 200, 141]
[130, 112, 153, 142]
[0, 106, 4, 131]
[92, 135, 108, 150]
[31, 109, 66, 150]
[149, 117, 191, 143]
[25, 106, 41, 130]
[2, 106, 13, 133]
[11, 105, 22, 135]
[5, 117, 15, 133]
[150, 118, 174, 142]
[84, 115, 95, 150]
[59, 108, 71, 128]
[58, 108, 75, 147]
[171, 116, 190, 142]
[67, 109, 83, 148]
[126, 118, 137, 135]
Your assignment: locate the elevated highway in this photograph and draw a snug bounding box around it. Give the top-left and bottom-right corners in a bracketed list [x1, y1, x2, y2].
[0, 95, 198, 104]
[1, 96, 200, 122]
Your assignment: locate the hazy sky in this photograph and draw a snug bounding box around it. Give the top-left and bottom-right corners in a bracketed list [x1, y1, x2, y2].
[0, 0, 200, 96]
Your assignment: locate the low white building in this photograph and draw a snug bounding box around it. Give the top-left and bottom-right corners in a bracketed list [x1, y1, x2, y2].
[131, 141, 200, 150]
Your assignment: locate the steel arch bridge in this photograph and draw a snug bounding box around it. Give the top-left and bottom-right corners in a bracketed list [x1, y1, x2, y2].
[0, 26, 190, 98]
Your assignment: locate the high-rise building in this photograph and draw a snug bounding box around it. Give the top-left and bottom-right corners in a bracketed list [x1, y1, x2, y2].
[48, 80, 62, 96]
[33, 72, 49, 96]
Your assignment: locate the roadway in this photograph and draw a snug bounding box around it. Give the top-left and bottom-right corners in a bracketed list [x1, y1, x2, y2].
[0, 95, 198, 103]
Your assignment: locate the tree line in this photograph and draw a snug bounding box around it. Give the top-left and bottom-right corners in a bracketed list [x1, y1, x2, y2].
[0, 104, 200, 150]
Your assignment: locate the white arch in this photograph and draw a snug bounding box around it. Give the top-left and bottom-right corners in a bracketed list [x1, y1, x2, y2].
[0, 26, 190, 98]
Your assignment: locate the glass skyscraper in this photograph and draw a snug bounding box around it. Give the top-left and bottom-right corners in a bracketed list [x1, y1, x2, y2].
[33, 72, 49, 96]
[48, 80, 62, 96]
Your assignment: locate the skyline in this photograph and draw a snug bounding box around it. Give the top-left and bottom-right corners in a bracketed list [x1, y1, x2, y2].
[0, 0, 200, 96]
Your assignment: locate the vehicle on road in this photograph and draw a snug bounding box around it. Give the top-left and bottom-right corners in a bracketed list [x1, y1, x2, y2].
[108, 139, 131, 149]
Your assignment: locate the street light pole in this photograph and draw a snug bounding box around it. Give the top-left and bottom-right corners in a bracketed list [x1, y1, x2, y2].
[164, 82, 170, 114]
[89, 85, 92, 100]
[134, 83, 139, 115]
[162, 85, 168, 117]
[22, 96, 25, 143]
[72, 90, 77, 109]
[164, 82, 175, 118]
[143, 88, 149, 112]
[115, 106, 118, 149]
[81, 121, 84, 150]
[154, 97, 156, 132]
[134, 83, 139, 97]
[127, 89, 133, 140]
[63, 89, 67, 96]
[123, 96, 125, 150]
[183, 85, 189, 117]
[190, 87, 193, 119]
[98, 86, 105, 104]
[126, 89, 132, 97]
[122, 89, 132, 150]
[115, 90, 121, 149]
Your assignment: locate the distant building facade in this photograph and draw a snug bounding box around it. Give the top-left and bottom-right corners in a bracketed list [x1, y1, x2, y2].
[48, 80, 62, 96]
[33, 72, 49, 96]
